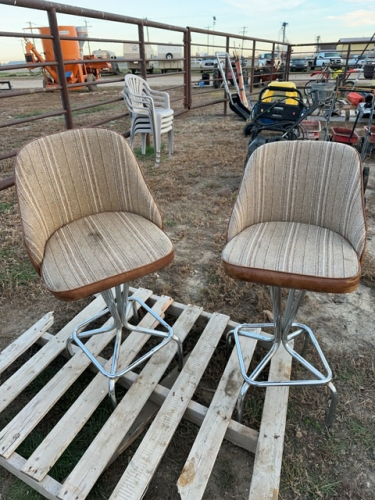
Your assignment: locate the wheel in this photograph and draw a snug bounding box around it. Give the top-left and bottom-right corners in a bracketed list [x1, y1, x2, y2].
[212, 68, 221, 88]
[86, 73, 97, 92]
[304, 79, 317, 105]
[166, 53, 173, 59]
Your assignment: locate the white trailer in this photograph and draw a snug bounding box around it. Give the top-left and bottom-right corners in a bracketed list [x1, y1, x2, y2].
[156, 45, 183, 73]
[123, 43, 156, 74]
[157, 45, 182, 59]
[123, 43, 183, 74]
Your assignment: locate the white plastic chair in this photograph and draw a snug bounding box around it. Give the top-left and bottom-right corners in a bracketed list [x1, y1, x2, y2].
[123, 73, 174, 166]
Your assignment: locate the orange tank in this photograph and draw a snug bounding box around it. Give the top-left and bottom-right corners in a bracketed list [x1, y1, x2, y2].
[38, 26, 81, 75]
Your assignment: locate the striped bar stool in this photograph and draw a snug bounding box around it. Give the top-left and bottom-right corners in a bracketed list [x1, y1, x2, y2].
[14, 128, 183, 406]
[222, 140, 367, 426]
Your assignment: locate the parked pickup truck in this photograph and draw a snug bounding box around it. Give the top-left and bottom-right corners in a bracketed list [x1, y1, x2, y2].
[311, 51, 343, 70]
[257, 52, 281, 67]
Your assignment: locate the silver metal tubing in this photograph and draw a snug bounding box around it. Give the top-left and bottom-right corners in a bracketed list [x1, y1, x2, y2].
[233, 286, 337, 425]
[109, 378, 117, 408]
[66, 307, 114, 358]
[236, 324, 276, 343]
[236, 381, 250, 423]
[66, 284, 183, 404]
[326, 382, 338, 427]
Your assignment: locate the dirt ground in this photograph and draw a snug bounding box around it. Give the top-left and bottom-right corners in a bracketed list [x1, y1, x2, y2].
[0, 85, 375, 499]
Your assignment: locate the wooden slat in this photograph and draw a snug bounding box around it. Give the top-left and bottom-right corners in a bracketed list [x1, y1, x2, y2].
[0, 291, 292, 500]
[0, 289, 153, 459]
[0, 312, 54, 374]
[36, 332, 259, 454]
[0, 295, 106, 413]
[248, 345, 293, 500]
[21, 293, 177, 481]
[106, 363, 259, 455]
[0, 454, 61, 500]
[108, 312, 230, 500]
[177, 333, 259, 499]
[56, 305, 206, 500]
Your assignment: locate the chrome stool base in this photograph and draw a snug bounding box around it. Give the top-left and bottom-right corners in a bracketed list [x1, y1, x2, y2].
[67, 284, 183, 406]
[227, 287, 337, 427]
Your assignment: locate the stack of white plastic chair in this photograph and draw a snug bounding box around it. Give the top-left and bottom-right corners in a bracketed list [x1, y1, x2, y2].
[123, 73, 174, 166]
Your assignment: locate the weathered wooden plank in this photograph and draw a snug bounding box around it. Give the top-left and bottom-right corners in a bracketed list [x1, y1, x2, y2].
[248, 345, 293, 500]
[22, 300, 198, 483]
[107, 364, 259, 455]
[56, 305, 205, 500]
[19, 293, 165, 477]
[108, 312, 230, 500]
[0, 454, 61, 500]
[177, 333, 258, 499]
[0, 312, 54, 374]
[0, 295, 106, 413]
[109, 332, 194, 463]
[37, 332, 259, 454]
[0, 319, 114, 459]
[0, 289, 153, 459]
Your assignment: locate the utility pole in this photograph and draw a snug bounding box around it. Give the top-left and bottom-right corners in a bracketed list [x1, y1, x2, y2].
[316, 35, 321, 52]
[205, 25, 211, 53]
[25, 21, 37, 46]
[281, 22, 288, 44]
[144, 17, 150, 43]
[84, 19, 92, 55]
[212, 16, 216, 51]
[239, 26, 248, 51]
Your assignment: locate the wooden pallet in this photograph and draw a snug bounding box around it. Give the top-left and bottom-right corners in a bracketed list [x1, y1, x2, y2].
[0, 287, 292, 500]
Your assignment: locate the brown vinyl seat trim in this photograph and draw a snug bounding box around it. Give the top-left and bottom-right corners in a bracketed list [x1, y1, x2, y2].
[47, 249, 175, 302]
[222, 260, 361, 294]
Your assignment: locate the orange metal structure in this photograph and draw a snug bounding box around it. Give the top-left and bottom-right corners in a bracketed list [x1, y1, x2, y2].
[24, 26, 111, 90]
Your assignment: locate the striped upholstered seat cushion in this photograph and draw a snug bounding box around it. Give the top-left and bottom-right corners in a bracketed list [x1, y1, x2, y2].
[222, 141, 367, 294]
[41, 212, 174, 301]
[222, 221, 360, 293]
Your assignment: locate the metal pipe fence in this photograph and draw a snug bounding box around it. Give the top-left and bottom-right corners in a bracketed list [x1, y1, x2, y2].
[0, 0, 293, 190]
[1, 0, 373, 191]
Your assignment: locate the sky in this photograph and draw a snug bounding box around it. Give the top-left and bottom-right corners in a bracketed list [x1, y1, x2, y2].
[1, 0, 375, 63]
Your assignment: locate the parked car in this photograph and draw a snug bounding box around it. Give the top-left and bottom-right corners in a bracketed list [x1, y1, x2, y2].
[347, 54, 375, 68]
[290, 58, 308, 72]
[311, 51, 343, 69]
[191, 58, 202, 69]
[200, 56, 218, 72]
